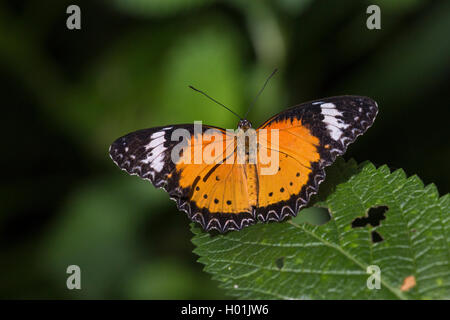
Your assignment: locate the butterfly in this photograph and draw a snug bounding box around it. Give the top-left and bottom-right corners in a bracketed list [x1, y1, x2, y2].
[109, 78, 377, 233]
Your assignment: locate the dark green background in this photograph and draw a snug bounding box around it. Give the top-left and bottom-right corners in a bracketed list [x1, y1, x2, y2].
[1, 0, 449, 299]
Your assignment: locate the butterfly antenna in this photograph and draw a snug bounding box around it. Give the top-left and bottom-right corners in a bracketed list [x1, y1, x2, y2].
[244, 68, 278, 119]
[189, 85, 243, 120]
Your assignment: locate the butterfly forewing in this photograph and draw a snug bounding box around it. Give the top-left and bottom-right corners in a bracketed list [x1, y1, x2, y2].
[109, 124, 257, 232]
[254, 95, 378, 223]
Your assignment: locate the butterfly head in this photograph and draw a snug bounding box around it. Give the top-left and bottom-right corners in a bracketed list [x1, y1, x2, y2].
[237, 119, 252, 131]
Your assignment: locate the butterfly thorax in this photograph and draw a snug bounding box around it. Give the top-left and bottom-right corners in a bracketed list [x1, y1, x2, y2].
[237, 119, 252, 131]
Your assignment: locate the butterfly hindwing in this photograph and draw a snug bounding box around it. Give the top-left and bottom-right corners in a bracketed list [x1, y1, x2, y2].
[169, 128, 257, 231]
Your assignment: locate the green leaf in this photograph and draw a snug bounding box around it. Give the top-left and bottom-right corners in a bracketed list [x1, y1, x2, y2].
[191, 159, 450, 299]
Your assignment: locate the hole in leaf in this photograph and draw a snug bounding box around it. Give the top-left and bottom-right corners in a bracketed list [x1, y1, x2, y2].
[371, 231, 383, 243]
[351, 205, 388, 228]
[275, 257, 285, 270]
[293, 207, 331, 226]
[351, 206, 388, 243]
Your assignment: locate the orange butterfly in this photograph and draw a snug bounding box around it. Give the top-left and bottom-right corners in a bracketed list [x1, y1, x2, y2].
[110, 76, 377, 233]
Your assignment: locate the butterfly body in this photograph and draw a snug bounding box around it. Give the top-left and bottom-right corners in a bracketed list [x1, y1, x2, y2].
[110, 96, 378, 233]
[237, 119, 252, 131]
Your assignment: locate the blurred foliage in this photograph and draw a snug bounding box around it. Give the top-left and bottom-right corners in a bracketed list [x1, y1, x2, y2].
[113, 0, 210, 17]
[0, 0, 449, 299]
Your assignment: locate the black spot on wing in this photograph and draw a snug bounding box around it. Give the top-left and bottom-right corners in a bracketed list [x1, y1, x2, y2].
[203, 163, 221, 182]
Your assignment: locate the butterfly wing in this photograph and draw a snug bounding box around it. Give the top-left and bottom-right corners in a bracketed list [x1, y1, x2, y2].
[110, 96, 377, 233]
[109, 124, 256, 232]
[254, 95, 378, 222]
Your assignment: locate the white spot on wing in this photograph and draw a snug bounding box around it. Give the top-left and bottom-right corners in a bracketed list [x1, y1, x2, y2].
[151, 131, 165, 138]
[320, 103, 349, 141]
[151, 153, 165, 172]
[140, 131, 168, 173]
[320, 102, 337, 109]
[141, 144, 166, 164]
[145, 136, 165, 150]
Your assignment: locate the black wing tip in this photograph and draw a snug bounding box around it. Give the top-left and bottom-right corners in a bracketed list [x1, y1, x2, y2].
[317, 95, 378, 112]
[109, 136, 127, 166]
